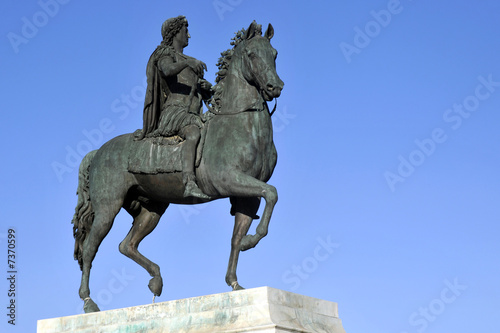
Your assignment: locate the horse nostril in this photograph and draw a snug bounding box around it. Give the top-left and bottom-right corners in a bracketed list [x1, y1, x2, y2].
[266, 84, 274, 91]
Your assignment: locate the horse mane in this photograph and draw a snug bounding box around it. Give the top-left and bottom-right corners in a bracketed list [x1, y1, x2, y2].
[209, 28, 246, 112]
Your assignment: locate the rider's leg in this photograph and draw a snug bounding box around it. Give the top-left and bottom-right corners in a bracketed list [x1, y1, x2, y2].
[181, 124, 209, 199]
[181, 124, 200, 177]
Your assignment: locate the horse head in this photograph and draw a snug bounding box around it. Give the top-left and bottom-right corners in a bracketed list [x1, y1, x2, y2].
[240, 21, 284, 102]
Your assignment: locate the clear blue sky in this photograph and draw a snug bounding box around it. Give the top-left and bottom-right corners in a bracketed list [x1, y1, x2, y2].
[1, 0, 499, 332]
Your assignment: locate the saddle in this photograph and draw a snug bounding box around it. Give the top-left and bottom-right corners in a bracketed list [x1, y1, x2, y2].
[127, 126, 206, 174]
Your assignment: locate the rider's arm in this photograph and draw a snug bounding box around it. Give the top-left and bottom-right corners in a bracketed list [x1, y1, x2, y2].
[158, 56, 206, 78]
[157, 56, 188, 77]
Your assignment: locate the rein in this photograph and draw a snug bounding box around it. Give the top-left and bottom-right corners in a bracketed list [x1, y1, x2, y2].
[210, 98, 277, 117]
[270, 98, 277, 116]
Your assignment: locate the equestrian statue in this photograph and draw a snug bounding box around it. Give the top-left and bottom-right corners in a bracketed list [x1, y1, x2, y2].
[72, 16, 284, 313]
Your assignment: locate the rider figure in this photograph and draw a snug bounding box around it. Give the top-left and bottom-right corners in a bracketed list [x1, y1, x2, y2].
[136, 16, 212, 200]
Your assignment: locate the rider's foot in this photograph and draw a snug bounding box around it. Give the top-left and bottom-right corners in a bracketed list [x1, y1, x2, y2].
[184, 180, 210, 200]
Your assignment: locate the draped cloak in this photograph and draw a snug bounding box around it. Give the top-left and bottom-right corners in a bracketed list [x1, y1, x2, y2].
[136, 44, 170, 140]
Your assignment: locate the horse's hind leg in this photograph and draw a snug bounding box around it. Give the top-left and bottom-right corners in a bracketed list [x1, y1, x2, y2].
[225, 197, 260, 290]
[120, 200, 168, 299]
[79, 200, 122, 313]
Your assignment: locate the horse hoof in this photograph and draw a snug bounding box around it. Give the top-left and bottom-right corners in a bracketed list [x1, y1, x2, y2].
[148, 276, 163, 296]
[231, 282, 245, 291]
[240, 235, 256, 251]
[83, 298, 100, 313]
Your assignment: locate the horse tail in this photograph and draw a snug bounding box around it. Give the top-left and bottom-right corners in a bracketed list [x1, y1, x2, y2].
[72, 150, 98, 271]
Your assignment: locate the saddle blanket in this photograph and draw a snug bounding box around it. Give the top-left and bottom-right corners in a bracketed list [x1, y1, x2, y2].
[127, 135, 184, 174]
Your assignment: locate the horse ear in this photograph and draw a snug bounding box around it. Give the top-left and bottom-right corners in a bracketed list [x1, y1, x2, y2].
[264, 23, 274, 40]
[245, 20, 257, 40]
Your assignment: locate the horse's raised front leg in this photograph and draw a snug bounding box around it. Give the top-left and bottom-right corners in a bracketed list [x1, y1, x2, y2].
[221, 173, 277, 251]
[225, 197, 260, 290]
[120, 200, 168, 299]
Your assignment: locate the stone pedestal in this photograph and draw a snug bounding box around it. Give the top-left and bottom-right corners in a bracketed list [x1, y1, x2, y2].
[38, 287, 346, 332]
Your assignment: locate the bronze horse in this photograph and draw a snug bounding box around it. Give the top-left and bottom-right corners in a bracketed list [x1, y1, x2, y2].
[72, 21, 284, 313]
